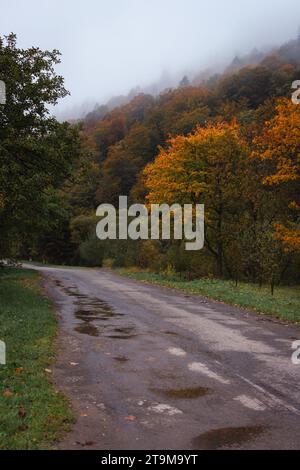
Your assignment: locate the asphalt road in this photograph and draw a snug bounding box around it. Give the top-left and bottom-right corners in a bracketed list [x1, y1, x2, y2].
[28, 265, 300, 449]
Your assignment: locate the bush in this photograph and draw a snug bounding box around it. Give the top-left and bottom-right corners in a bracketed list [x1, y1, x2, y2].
[79, 235, 104, 267]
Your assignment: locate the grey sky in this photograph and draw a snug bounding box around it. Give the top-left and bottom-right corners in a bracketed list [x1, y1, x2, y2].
[1, 0, 300, 118]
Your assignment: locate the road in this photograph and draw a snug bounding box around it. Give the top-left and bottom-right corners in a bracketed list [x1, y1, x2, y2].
[29, 265, 300, 449]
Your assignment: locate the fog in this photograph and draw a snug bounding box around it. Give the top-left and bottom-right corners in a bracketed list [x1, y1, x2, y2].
[1, 0, 300, 119]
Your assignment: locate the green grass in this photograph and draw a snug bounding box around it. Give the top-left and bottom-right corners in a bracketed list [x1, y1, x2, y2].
[116, 268, 300, 323]
[0, 268, 73, 450]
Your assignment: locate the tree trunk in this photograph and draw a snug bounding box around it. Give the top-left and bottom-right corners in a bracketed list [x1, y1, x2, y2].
[271, 279, 275, 296]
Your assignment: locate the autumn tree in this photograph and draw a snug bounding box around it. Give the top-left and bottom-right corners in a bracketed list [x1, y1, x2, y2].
[253, 98, 300, 253]
[144, 122, 249, 276]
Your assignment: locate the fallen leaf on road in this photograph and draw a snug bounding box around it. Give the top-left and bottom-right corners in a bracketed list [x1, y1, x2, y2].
[70, 362, 79, 366]
[125, 415, 136, 422]
[80, 412, 88, 417]
[76, 440, 95, 447]
[44, 368, 52, 374]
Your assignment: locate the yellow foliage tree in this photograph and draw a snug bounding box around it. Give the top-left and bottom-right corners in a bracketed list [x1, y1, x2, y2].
[253, 98, 300, 252]
[144, 122, 249, 276]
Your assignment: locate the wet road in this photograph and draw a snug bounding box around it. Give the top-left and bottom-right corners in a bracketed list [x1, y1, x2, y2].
[30, 266, 300, 449]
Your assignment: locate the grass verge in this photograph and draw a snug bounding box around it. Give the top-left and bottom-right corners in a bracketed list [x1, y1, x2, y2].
[116, 268, 300, 323]
[0, 268, 73, 450]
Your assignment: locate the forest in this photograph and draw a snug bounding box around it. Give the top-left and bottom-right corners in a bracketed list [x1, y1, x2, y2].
[1, 32, 300, 291]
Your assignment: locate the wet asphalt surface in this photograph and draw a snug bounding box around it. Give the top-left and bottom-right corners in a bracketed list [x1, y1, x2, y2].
[28, 265, 300, 450]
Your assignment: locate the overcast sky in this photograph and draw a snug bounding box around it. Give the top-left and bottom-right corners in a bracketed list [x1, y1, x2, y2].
[1, 0, 300, 118]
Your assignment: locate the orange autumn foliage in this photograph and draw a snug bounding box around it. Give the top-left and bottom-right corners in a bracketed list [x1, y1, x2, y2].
[143, 122, 249, 276]
[253, 98, 300, 252]
[144, 121, 246, 207]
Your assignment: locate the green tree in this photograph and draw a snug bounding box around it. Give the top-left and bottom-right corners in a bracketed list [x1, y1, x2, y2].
[0, 33, 80, 259]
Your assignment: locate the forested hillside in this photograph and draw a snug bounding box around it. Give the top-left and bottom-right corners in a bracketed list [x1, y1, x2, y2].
[1, 33, 300, 289]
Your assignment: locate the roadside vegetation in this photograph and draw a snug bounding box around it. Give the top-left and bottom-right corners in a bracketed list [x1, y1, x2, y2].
[0, 268, 73, 450]
[116, 268, 300, 323]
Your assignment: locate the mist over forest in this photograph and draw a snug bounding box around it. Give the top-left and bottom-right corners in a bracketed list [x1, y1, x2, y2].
[2, 0, 300, 120]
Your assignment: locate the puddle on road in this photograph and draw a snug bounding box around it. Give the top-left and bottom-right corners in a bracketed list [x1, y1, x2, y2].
[106, 334, 137, 340]
[113, 327, 135, 335]
[72, 297, 118, 337]
[74, 323, 100, 337]
[151, 386, 212, 400]
[191, 425, 265, 449]
[59, 283, 136, 339]
[104, 326, 137, 340]
[114, 356, 129, 363]
[75, 309, 102, 322]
